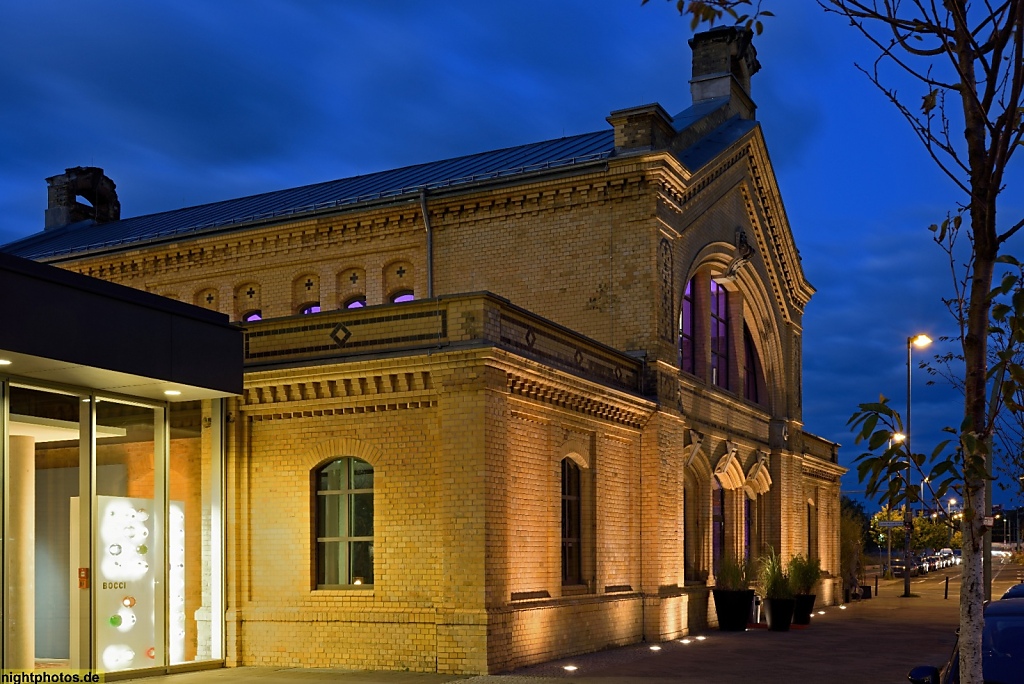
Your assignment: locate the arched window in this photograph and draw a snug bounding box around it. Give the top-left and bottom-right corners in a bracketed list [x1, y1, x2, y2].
[299, 302, 321, 315]
[710, 280, 729, 389]
[561, 458, 582, 585]
[344, 295, 366, 309]
[314, 457, 374, 587]
[683, 478, 702, 583]
[743, 324, 762, 403]
[712, 479, 725, 575]
[390, 290, 414, 303]
[242, 310, 262, 322]
[679, 277, 695, 374]
[807, 501, 819, 562]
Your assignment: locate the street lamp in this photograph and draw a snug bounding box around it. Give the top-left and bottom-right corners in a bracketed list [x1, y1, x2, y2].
[903, 333, 932, 598]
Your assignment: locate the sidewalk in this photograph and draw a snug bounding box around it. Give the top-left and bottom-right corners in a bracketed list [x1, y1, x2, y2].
[135, 563, 1023, 684]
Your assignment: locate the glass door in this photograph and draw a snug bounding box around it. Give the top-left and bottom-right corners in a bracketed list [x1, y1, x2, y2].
[92, 399, 165, 673]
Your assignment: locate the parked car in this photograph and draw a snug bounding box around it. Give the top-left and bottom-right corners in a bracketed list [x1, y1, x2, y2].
[939, 548, 954, 566]
[892, 558, 919, 577]
[908, 597, 1024, 684]
[1002, 584, 1024, 600]
[924, 554, 943, 571]
[952, 549, 962, 565]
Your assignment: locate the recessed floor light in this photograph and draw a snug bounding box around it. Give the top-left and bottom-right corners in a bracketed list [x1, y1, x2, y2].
[840, 605, 847, 610]
[563, 665, 578, 672]
[695, 636, 706, 641]
[649, 645, 661, 651]
[680, 639, 692, 645]
[817, 610, 826, 615]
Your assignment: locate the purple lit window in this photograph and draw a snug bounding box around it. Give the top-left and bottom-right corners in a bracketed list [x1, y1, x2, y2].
[300, 302, 321, 315]
[242, 310, 262, 322]
[345, 296, 366, 309]
[710, 281, 728, 389]
[390, 290, 414, 303]
[679, 277, 695, 373]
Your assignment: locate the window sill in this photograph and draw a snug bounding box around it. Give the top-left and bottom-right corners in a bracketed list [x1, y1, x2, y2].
[314, 585, 374, 592]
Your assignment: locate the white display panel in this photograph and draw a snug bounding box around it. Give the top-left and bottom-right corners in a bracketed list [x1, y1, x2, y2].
[93, 495, 184, 671]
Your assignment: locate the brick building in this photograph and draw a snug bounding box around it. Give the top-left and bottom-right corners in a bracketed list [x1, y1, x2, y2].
[3, 27, 842, 676]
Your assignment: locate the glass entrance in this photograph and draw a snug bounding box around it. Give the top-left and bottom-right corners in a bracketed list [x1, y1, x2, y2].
[2, 383, 224, 674]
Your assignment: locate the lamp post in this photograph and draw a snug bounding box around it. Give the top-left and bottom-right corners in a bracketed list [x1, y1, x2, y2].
[887, 432, 905, 578]
[949, 497, 957, 544]
[904, 333, 932, 598]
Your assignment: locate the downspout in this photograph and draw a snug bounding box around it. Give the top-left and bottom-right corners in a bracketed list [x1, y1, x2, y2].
[420, 190, 434, 298]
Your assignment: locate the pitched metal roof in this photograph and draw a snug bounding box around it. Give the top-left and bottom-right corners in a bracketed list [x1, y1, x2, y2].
[2, 106, 757, 262]
[3, 130, 615, 261]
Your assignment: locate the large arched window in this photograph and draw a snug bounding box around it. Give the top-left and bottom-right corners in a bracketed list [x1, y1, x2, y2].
[710, 280, 729, 389]
[561, 458, 582, 586]
[679, 277, 695, 374]
[314, 457, 374, 587]
[743, 324, 763, 404]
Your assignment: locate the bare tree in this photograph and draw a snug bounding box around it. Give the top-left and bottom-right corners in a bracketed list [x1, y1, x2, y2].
[648, 1, 1024, 681]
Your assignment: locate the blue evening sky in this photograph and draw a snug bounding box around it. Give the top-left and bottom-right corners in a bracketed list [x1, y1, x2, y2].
[1, 1, 1021, 508]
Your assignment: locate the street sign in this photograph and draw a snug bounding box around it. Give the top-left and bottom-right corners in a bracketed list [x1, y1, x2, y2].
[877, 521, 903, 528]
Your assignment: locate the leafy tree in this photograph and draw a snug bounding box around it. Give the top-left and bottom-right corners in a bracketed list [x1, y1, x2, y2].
[648, 2, 1022, 681]
[870, 508, 956, 554]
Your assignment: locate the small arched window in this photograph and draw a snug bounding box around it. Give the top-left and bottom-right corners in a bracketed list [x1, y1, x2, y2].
[390, 290, 414, 303]
[242, 310, 262, 322]
[299, 302, 321, 315]
[561, 458, 582, 585]
[344, 295, 367, 309]
[315, 457, 374, 587]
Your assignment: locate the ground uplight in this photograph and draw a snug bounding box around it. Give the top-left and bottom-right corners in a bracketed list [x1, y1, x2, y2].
[563, 665, 578, 672]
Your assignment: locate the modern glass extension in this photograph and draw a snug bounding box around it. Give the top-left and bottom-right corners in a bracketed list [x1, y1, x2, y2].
[1, 379, 225, 674]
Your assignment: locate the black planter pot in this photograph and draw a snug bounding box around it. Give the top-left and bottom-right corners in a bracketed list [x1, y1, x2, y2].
[763, 597, 795, 631]
[792, 593, 816, 625]
[712, 589, 754, 631]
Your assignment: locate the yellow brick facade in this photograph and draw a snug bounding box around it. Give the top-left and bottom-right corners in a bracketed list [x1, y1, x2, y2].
[29, 31, 845, 676]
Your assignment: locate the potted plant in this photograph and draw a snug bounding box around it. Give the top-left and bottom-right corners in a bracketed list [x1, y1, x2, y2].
[711, 554, 754, 631]
[788, 553, 822, 625]
[758, 547, 794, 631]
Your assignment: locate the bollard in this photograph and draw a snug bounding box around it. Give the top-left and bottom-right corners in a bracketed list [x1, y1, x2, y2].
[875, 574, 879, 596]
[945, 576, 949, 600]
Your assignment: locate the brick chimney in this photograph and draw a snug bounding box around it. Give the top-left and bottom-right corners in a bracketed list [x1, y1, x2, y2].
[45, 166, 120, 231]
[688, 26, 761, 120]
